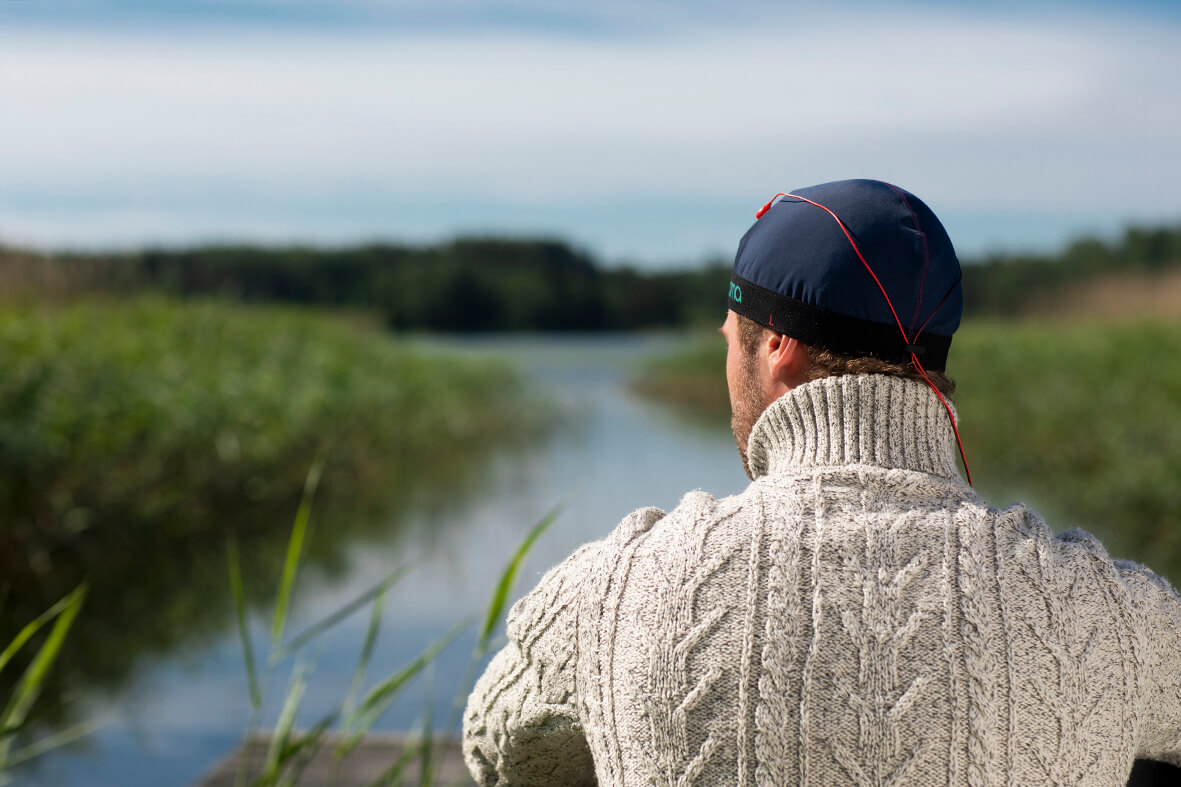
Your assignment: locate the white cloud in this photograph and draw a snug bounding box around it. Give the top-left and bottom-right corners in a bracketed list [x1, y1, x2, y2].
[1, 5, 1179, 255]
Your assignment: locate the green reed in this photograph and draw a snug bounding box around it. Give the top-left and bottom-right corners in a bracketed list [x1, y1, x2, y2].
[0, 585, 89, 784]
[0, 297, 546, 734]
[0, 297, 536, 553]
[227, 460, 558, 787]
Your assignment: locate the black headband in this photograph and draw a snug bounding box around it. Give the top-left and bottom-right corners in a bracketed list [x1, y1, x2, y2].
[728, 273, 953, 371]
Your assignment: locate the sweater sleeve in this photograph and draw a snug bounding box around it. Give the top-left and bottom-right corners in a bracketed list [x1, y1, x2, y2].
[462, 543, 600, 787]
[1117, 559, 1181, 766]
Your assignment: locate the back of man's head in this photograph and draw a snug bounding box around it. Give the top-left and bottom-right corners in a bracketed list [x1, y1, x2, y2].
[727, 179, 963, 397]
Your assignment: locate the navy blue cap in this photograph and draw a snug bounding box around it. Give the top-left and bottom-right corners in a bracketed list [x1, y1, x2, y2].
[728, 179, 963, 371]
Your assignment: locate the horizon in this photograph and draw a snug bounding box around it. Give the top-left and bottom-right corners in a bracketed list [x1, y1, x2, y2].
[3, 0, 1180, 270]
[8, 217, 1177, 273]
[10, 215, 1158, 270]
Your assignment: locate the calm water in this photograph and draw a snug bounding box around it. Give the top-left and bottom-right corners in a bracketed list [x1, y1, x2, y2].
[20, 334, 750, 787]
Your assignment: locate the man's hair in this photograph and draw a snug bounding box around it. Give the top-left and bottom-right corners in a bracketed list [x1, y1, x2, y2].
[735, 313, 957, 397]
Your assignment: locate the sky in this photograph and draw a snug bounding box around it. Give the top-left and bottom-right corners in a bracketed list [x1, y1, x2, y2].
[2, 0, 1180, 269]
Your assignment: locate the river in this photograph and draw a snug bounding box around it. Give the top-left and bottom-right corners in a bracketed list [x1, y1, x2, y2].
[20, 333, 750, 787]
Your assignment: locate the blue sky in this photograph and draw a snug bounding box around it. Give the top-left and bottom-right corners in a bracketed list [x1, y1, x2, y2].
[2, 0, 1180, 268]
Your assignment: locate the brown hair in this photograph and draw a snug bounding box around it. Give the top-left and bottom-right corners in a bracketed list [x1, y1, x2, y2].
[735, 313, 956, 397]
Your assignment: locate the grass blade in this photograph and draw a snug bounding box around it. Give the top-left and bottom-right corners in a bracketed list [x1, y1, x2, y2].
[270, 457, 324, 658]
[342, 578, 390, 720]
[276, 564, 409, 662]
[442, 501, 563, 740]
[282, 712, 334, 765]
[0, 718, 30, 740]
[262, 663, 309, 782]
[365, 738, 423, 787]
[252, 711, 335, 787]
[0, 591, 79, 679]
[477, 502, 563, 655]
[0, 584, 86, 766]
[417, 663, 435, 787]
[337, 618, 469, 758]
[4, 716, 104, 768]
[227, 536, 262, 712]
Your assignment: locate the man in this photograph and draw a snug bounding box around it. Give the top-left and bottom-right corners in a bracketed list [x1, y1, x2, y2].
[463, 179, 1181, 786]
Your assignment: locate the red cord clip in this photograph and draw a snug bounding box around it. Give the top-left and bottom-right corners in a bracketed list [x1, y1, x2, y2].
[755, 193, 788, 219]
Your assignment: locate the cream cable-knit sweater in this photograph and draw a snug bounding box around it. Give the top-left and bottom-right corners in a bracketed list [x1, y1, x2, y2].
[463, 374, 1181, 786]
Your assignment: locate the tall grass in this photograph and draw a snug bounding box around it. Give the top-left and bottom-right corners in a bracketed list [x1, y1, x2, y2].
[0, 473, 557, 786]
[630, 318, 1181, 581]
[0, 586, 89, 784]
[0, 297, 538, 551]
[953, 319, 1181, 575]
[0, 296, 548, 737]
[226, 461, 558, 787]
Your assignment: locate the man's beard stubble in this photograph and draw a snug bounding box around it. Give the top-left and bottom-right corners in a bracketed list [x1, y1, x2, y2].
[731, 350, 768, 480]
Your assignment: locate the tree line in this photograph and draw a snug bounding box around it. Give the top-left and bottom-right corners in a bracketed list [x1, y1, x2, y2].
[961, 225, 1181, 315]
[1, 224, 1178, 330]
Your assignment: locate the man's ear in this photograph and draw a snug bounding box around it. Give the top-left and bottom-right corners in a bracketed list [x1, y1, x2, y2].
[764, 331, 812, 394]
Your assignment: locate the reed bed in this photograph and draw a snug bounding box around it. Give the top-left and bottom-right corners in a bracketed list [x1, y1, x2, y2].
[0, 297, 546, 743]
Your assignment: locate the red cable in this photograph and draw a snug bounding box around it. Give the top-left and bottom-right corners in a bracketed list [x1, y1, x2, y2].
[911, 353, 973, 487]
[777, 194, 909, 339]
[758, 192, 974, 486]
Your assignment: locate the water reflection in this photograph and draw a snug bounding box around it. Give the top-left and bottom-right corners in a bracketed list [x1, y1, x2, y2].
[0, 391, 545, 739]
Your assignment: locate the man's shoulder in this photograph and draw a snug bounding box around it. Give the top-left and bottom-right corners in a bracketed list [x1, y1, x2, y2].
[529, 486, 762, 586]
[632, 484, 765, 535]
[981, 501, 1181, 613]
[588, 485, 756, 545]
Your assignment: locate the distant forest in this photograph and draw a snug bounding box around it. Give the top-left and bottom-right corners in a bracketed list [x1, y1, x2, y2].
[2, 224, 1179, 331]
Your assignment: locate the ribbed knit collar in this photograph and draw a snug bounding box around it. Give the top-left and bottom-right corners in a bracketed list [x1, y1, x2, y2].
[746, 374, 962, 481]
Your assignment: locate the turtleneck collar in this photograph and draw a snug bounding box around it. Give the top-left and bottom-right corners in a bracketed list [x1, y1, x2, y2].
[745, 374, 963, 482]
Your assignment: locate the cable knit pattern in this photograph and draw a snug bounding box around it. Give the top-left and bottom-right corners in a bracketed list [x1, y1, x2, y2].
[463, 374, 1181, 786]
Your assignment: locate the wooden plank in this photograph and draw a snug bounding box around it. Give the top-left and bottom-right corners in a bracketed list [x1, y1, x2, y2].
[193, 734, 474, 787]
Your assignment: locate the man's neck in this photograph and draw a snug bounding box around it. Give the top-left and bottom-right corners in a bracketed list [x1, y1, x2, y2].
[745, 374, 962, 481]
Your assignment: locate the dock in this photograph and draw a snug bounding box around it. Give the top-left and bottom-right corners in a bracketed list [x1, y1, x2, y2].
[194, 734, 474, 787]
[194, 734, 1181, 786]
